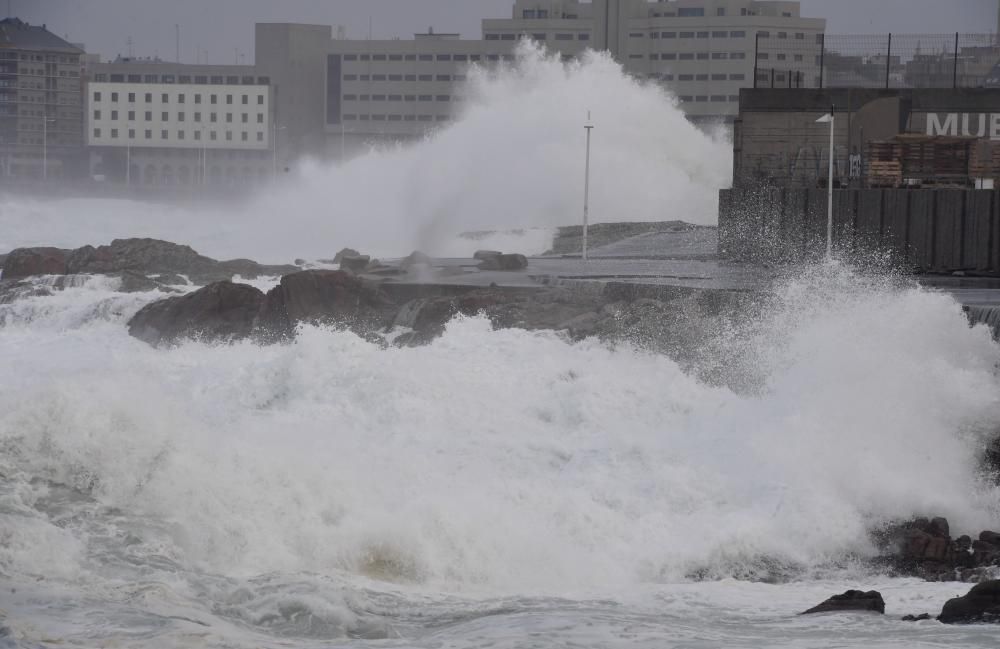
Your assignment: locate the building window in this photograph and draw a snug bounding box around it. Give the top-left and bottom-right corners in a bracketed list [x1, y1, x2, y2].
[178, 93, 185, 104]
[210, 113, 217, 123]
[730, 73, 746, 80]
[241, 113, 248, 123]
[195, 94, 202, 104]
[256, 113, 264, 123]
[226, 95, 232, 105]
[178, 130, 184, 140]
[344, 74, 358, 81]
[127, 92, 135, 102]
[717, 7, 726, 15]
[241, 94, 248, 105]
[372, 54, 386, 61]
[111, 92, 119, 102]
[241, 132, 248, 141]
[436, 54, 451, 61]
[712, 52, 728, 60]
[730, 31, 746, 38]
[161, 111, 168, 120]
[257, 132, 264, 141]
[777, 54, 787, 61]
[194, 130, 201, 140]
[712, 74, 727, 80]
[211, 94, 217, 105]
[662, 32, 676, 38]
[696, 74, 708, 80]
[731, 52, 747, 59]
[93, 127, 100, 138]
[128, 128, 135, 138]
[210, 131, 217, 140]
[372, 94, 386, 101]
[178, 112, 185, 122]
[144, 129, 152, 139]
[388, 74, 402, 81]
[257, 95, 264, 105]
[679, 74, 694, 81]
[436, 74, 450, 81]
[226, 113, 233, 123]
[127, 110, 135, 120]
[93, 109, 100, 120]
[697, 32, 709, 38]
[679, 53, 694, 60]
[145, 111, 152, 121]
[111, 128, 118, 138]
[662, 53, 677, 60]
[195, 112, 201, 122]
[697, 52, 709, 60]
[778, 32, 787, 39]
[226, 131, 232, 141]
[678, 8, 705, 17]
[160, 93, 168, 103]
[145, 92, 152, 103]
[111, 110, 118, 120]
[372, 74, 386, 81]
[712, 31, 727, 38]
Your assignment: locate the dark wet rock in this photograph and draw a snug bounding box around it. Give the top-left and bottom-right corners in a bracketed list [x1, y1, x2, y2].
[938, 580, 1000, 624]
[801, 590, 885, 615]
[294, 259, 306, 266]
[332, 248, 361, 264]
[473, 250, 502, 261]
[902, 613, 932, 621]
[6, 239, 295, 285]
[478, 253, 528, 271]
[400, 250, 432, 271]
[153, 273, 188, 286]
[127, 281, 265, 347]
[2, 247, 70, 279]
[254, 270, 391, 341]
[870, 517, 1000, 582]
[116, 270, 176, 293]
[339, 255, 371, 273]
[557, 311, 606, 339]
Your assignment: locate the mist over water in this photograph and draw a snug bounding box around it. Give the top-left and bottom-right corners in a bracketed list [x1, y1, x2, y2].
[0, 45, 730, 263]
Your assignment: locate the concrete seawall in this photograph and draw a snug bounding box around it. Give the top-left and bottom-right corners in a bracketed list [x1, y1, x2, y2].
[719, 188, 1000, 275]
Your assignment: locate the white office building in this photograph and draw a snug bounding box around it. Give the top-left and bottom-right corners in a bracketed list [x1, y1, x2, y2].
[255, 0, 824, 163]
[86, 60, 273, 187]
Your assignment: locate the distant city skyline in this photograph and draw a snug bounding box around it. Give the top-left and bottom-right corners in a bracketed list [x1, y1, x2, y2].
[11, 0, 999, 64]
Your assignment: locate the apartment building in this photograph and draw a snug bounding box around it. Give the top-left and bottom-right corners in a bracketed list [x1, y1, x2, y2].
[484, 0, 825, 121]
[256, 1, 824, 163]
[86, 60, 273, 186]
[0, 18, 84, 180]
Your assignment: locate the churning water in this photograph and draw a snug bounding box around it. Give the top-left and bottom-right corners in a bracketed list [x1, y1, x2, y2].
[2, 46, 1000, 649]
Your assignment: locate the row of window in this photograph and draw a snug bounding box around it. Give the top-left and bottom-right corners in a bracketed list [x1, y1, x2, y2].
[94, 109, 267, 124]
[630, 51, 749, 61]
[646, 73, 747, 82]
[1, 52, 78, 63]
[677, 95, 740, 103]
[93, 73, 270, 85]
[343, 73, 469, 82]
[93, 127, 265, 142]
[343, 94, 461, 102]
[485, 33, 590, 41]
[644, 30, 748, 39]
[92, 91, 266, 106]
[342, 52, 518, 62]
[342, 114, 452, 122]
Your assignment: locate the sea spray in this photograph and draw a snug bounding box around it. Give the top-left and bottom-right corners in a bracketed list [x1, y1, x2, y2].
[0, 44, 731, 263]
[1, 263, 998, 598]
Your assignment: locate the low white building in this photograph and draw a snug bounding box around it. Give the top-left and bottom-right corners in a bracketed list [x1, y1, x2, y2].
[86, 61, 273, 187]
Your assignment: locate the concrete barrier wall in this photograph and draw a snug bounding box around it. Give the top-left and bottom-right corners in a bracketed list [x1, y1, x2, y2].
[719, 188, 1000, 275]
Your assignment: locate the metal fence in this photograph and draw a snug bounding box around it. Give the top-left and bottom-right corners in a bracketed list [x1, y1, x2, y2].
[754, 33, 1000, 89]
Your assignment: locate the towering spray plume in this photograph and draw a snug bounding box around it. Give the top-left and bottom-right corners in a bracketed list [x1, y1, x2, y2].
[1, 44, 732, 263]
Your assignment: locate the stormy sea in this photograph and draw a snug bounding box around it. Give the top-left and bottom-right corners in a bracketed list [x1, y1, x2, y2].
[2, 46, 1000, 648]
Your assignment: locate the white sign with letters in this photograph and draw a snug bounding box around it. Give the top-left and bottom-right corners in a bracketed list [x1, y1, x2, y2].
[926, 113, 1000, 139]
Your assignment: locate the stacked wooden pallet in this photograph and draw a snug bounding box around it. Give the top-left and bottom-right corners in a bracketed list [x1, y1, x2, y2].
[867, 135, 976, 188]
[970, 139, 1000, 180]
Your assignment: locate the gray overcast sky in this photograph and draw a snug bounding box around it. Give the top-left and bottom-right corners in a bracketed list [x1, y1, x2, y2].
[11, 0, 998, 63]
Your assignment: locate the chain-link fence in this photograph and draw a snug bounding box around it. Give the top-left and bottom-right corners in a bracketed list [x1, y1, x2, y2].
[754, 33, 1000, 89]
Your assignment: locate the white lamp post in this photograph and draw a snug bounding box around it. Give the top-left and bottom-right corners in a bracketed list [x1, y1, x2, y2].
[125, 123, 132, 187]
[272, 123, 286, 177]
[816, 107, 835, 259]
[582, 112, 593, 262]
[41, 115, 55, 181]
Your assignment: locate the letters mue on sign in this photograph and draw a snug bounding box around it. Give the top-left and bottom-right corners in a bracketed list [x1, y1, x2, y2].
[926, 112, 1000, 139]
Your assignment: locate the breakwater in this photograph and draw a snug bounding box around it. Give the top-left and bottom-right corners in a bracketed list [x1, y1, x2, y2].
[720, 188, 1000, 275]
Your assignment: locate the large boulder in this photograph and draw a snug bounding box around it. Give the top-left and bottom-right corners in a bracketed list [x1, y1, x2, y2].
[801, 590, 885, 615]
[938, 580, 1000, 624]
[65, 238, 296, 284]
[332, 248, 361, 263]
[478, 253, 528, 271]
[339, 255, 371, 273]
[2, 247, 70, 279]
[254, 270, 392, 341]
[127, 281, 265, 347]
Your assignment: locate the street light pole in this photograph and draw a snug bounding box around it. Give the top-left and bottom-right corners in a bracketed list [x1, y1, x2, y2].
[583, 112, 593, 262]
[41, 115, 55, 182]
[126, 124, 131, 187]
[816, 106, 835, 259]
